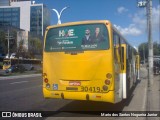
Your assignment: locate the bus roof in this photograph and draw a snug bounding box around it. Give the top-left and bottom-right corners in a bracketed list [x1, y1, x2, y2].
[46, 20, 111, 30]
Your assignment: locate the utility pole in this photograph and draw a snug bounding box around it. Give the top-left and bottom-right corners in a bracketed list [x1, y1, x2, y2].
[8, 29, 9, 58]
[147, 0, 153, 86]
[137, 0, 153, 86]
[143, 44, 145, 64]
[5, 29, 13, 59]
[5, 29, 10, 58]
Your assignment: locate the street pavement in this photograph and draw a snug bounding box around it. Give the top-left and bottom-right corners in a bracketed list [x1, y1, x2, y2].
[45, 66, 160, 120]
[0, 67, 159, 120]
[0, 69, 41, 80]
[0, 73, 41, 80]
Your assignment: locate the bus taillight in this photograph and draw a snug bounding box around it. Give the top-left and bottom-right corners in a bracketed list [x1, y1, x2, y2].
[105, 79, 110, 85]
[44, 78, 48, 83]
[106, 73, 112, 79]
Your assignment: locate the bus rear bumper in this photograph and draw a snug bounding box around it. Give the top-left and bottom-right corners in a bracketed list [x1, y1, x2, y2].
[43, 88, 115, 103]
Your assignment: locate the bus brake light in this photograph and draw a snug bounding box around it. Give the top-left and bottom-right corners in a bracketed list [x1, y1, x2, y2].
[105, 80, 110, 85]
[44, 78, 48, 83]
[106, 73, 112, 79]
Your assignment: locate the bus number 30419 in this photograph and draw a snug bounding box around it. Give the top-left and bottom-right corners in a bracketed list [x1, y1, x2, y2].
[81, 86, 102, 92]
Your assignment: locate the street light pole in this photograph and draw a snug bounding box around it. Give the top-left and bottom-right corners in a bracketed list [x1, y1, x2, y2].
[147, 0, 153, 86]
[52, 6, 69, 24]
[8, 29, 10, 58]
[143, 44, 145, 64]
[137, 0, 153, 86]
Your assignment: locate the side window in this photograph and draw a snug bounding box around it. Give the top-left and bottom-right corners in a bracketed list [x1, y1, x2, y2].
[113, 32, 119, 62]
[113, 32, 119, 47]
[113, 31, 124, 71]
[121, 46, 124, 70]
[118, 38, 124, 70]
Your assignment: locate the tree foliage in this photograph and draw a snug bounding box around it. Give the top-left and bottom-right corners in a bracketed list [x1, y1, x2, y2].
[28, 37, 43, 57]
[0, 29, 17, 54]
[138, 42, 160, 61]
[0, 30, 7, 53]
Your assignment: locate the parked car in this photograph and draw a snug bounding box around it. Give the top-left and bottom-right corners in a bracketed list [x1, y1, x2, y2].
[5, 53, 17, 59]
[10, 53, 16, 58]
[5, 65, 18, 73]
[5, 65, 25, 73]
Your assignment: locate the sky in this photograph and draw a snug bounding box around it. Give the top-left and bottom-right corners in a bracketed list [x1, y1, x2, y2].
[35, 0, 160, 47]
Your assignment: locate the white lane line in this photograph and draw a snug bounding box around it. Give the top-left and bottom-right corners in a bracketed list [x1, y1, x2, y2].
[0, 74, 41, 81]
[142, 80, 148, 111]
[10, 81, 28, 85]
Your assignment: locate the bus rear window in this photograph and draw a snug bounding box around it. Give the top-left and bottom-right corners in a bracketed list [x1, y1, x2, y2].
[45, 23, 109, 52]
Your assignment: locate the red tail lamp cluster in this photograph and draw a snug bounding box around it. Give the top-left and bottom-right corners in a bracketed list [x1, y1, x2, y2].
[43, 73, 49, 86]
[103, 73, 112, 91]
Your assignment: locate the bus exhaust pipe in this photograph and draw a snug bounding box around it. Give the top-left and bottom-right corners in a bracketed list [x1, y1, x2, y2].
[86, 94, 89, 100]
[61, 93, 64, 99]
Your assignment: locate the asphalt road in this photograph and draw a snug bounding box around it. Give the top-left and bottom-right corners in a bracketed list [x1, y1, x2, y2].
[0, 68, 158, 120]
[0, 75, 141, 111]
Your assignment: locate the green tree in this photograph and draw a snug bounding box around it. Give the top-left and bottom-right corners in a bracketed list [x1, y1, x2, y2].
[17, 39, 27, 58]
[138, 42, 148, 61]
[0, 29, 17, 54]
[138, 42, 160, 61]
[0, 30, 7, 53]
[10, 30, 17, 53]
[29, 37, 43, 57]
[153, 42, 160, 55]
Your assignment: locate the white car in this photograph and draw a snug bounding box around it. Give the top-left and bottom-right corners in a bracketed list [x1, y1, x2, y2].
[10, 53, 16, 58]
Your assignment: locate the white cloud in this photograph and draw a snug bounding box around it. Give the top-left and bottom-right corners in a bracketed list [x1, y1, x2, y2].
[152, 5, 160, 31]
[114, 24, 142, 36]
[132, 5, 160, 32]
[117, 6, 128, 14]
[115, 5, 160, 37]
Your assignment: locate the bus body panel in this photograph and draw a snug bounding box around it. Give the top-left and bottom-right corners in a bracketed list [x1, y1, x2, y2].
[43, 50, 115, 102]
[43, 88, 114, 103]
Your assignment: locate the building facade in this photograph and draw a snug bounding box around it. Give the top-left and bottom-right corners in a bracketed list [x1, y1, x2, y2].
[0, 0, 50, 54]
[0, 0, 50, 37]
[30, 4, 50, 36]
[0, 7, 20, 28]
[0, 0, 10, 6]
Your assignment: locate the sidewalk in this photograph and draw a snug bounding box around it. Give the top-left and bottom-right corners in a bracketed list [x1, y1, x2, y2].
[145, 75, 160, 120]
[122, 67, 148, 112]
[147, 75, 160, 111]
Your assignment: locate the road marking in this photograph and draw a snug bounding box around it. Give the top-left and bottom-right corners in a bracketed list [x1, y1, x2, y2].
[10, 81, 28, 85]
[142, 80, 147, 111]
[0, 74, 41, 81]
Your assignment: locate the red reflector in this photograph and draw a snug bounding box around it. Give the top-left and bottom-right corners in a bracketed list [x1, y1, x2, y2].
[44, 78, 48, 83]
[105, 80, 110, 85]
[96, 96, 101, 98]
[106, 73, 112, 79]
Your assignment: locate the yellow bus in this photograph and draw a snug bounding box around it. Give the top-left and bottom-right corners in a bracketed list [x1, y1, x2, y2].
[43, 20, 139, 103]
